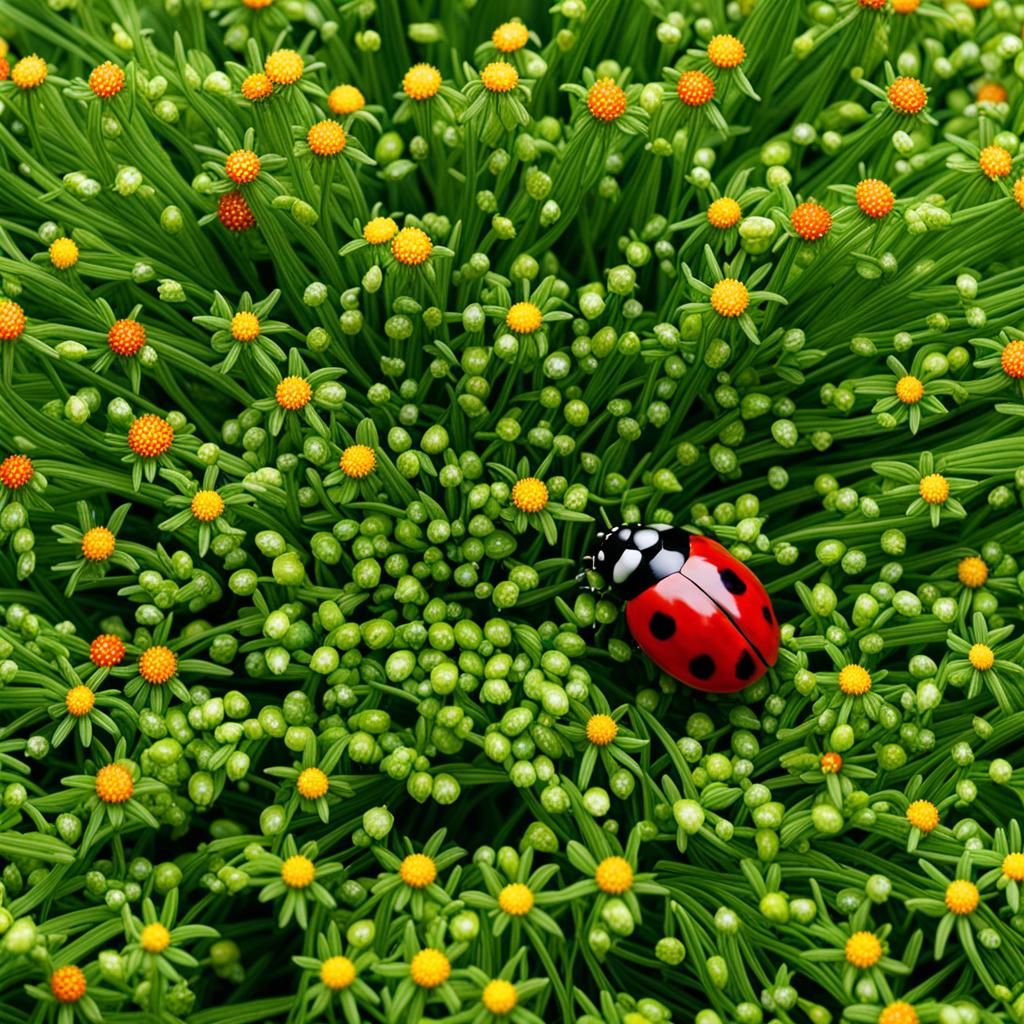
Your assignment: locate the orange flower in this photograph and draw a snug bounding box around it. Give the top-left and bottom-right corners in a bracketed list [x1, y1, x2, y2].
[1001, 339, 1024, 379]
[217, 191, 256, 232]
[820, 752, 843, 774]
[241, 72, 273, 101]
[391, 226, 432, 266]
[481, 62, 520, 93]
[276, 376, 312, 410]
[50, 966, 87, 1004]
[89, 61, 125, 98]
[0, 299, 26, 341]
[710, 278, 749, 318]
[225, 149, 261, 184]
[139, 645, 177, 684]
[595, 856, 633, 894]
[1014, 176, 1024, 211]
[791, 201, 832, 241]
[676, 70, 715, 107]
[243, 0, 274, 7]
[891, 0, 920, 10]
[127, 415, 174, 458]
[264, 49, 303, 85]
[307, 120, 347, 156]
[12, 54, 47, 90]
[81, 526, 116, 562]
[888, 76, 927, 115]
[511, 477, 548, 512]
[978, 145, 1012, 179]
[90, 634, 126, 667]
[0, 454, 33, 490]
[95, 763, 134, 804]
[707, 34, 745, 68]
[859, 0, 887, 7]
[587, 77, 627, 122]
[957, 556, 989, 589]
[328, 84, 365, 115]
[855, 178, 895, 219]
[976, 82, 1007, 105]
[492, 21, 529, 53]
[0, 57, 8, 82]
[107, 319, 146, 357]
[895, 375, 924, 404]
[339, 445, 376, 479]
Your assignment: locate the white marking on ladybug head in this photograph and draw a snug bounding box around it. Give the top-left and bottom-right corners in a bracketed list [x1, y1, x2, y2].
[633, 528, 658, 550]
[613, 548, 642, 584]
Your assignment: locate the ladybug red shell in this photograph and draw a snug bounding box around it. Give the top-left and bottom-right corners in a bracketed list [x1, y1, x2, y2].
[584, 524, 779, 693]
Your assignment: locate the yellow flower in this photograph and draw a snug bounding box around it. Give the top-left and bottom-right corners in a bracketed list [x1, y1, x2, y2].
[307, 120, 347, 157]
[399, 853, 437, 889]
[505, 301, 543, 333]
[944, 879, 979, 915]
[95, 763, 134, 804]
[65, 686, 96, 718]
[511, 477, 548, 513]
[838, 664, 871, 695]
[1002, 852, 1024, 881]
[402, 63, 442, 101]
[844, 931, 882, 968]
[895, 375, 924, 404]
[49, 237, 80, 270]
[586, 714, 618, 746]
[191, 490, 225, 522]
[81, 526, 116, 562]
[707, 34, 746, 68]
[328, 84, 365, 115]
[339, 444, 376, 479]
[320, 955, 356, 990]
[879, 1002, 919, 1024]
[140, 923, 171, 953]
[918, 473, 948, 505]
[12, 54, 47, 90]
[481, 62, 519, 93]
[492, 21, 529, 53]
[906, 800, 939, 833]
[957, 556, 988, 589]
[710, 278, 748, 318]
[139, 646, 177, 685]
[391, 226, 432, 266]
[276, 376, 312, 410]
[482, 979, 517, 1015]
[265, 49, 304, 85]
[707, 197, 742, 229]
[410, 948, 450, 988]
[595, 856, 633, 894]
[497, 882, 534, 916]
[968, 643, 994, 671]
[296, 767, 329, 799]
[231, 311, 260, 341]
[281, 854, 316, 889]
[363, 217, 398, 245]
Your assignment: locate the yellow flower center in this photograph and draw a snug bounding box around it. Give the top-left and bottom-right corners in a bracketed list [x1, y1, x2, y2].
[838, 664, 871, 695]
[231, 311, 260, 342]
[587, 77, 627, 122]
[226, 149, 261, 184]
[1001, 339, 1024, 379]
[506, 301, 543, 333]
[906, 799, 939, 833]
[492, 21, 529, 53]
[918, 473, 949, 505]
[595, 855, 633, 894]
[0, 299, 26, 341]
[49, 237, 80, 270]
[191, 490, 225, 522]
[12, 54, 47, 90]
[399, 853, 438, 889]
[320, 955, 357, 990]
[276, 375, 312, 410]
[844, 930, 882, 968]
[511, 477, 549, 513]
[95, 763, 134, 804]
[957, 556, 989, 589]
[307, 120, 347, 157]
[403, 63, 442, 100]
[707, 34, 746, 68]
[710, 278, 749, 318]
[979, 145, 1012, 179]
[139, 646, 177, 684]
[707, 197, 742, 229]
[265, 49, 304, 85]
[140, 922, 172, 953]
[879, 1002, 919, 1024]
[363, 216, 398, 245]
[410, 948, 451, 988]
[340, 444, 376, 479]
[127, 414, 174, 459]
[391, 227, 433, 266]
[328, 84, 365, 115]
[281, 854, 316, 888]
[297, 767, 329, 799]
[241, 72, 273, 101]
[968, 643, 994, 671]
[1002, 853, 1024, 881]
[891, 0, 921, 10]
[482, 979, 518, 1015]
[1015, 176, 1024, 212]
[586, 714, 618, 746]
[888, 76, 927, 115]
[481, 62, 519, 93]
[81, 526, 116, 562]
[498, 882, 534, 916]
[945, 879, 979, 915]
[65, 685, 96, 718]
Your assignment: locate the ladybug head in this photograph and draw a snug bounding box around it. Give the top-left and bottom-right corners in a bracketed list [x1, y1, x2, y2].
[583, 524, 690, 600]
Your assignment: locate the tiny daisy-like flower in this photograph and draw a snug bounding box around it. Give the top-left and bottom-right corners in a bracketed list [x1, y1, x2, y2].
[595, 856, 633, 894]
[265, 49, 304, 85]
[225, 149, 261, 183]
[399, 853, 438, 889]
[587, 77, 627, 122]
[481, 61, 519, 93]
[107, 318, 146, 357]
[676, 70, 715, 106]
[845, 931, 882, 968]
[707, 196, 742, 229]
[90, 634, 126, 667]
[976, 82, 1007, 104]
[218, 191, 256, 231]
[505, 301, 543, 333]
[958, 556, 989, 589]
[139, 645, 177, 685]
[906, 799, 939, 833]
[918, 473, 949, 505]
[791, 201, 832, 241]
[585, 714, 618, 747]
[895, 374, 924, 404]
[410, 948, 450, 989]
[88, 60, 125, 98]
[127, 414, 174, 458]
[307, 120, 347, 156]
[820, 752, 843, 774]
[391, 226, 432, 266]
[492, 21, 529, 53]
[944, 879, 980, 915]
[276, 375, 312, 410]
[855, 178, 895, 218]
[497, 883, 534, 916]
[978, 145, 1012, 179]
[339, 444, 376, 479]
[888, 76, 927, 115]
[49, 965, 86, 1004]
[190, 490, 225, 522]
[328, 84, 365, 115]
[880, 1002, 919, 1024]
[511, 477, 548, 513]
[95, 763, 134, 804]
[0, 299, 26, 340]
[1013, 176, 1024, 210]
[49, 237, 80, 269]
[281, 854, 316, 889]
[363, 216, 399, 245]
[65, 685, 96, 718]
[891, 0, 920, 10]
[707, 34, 745, 68]
[241, 72, 273, 101]
[482, 979, 517, 1015]
[81, 526, 116, 562]
[402, 63, 442, 100]
[1001, 339, 1024, 378]
[296, 767, 329, 799]
[231, 310, 260, 341]
[140, 922, 172, 953]
[320, 955, 357, 991]
[968, 643, 994, 671]
[0, 454, 33, 489]
[12, 54, 47, 90]
[710, 278, 749, 318]
[838, 664, 872, 695]
[1003, 853, 1024, 881]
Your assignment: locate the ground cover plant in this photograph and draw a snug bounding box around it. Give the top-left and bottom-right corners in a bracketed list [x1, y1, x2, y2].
[1, 0, 1024, 1021]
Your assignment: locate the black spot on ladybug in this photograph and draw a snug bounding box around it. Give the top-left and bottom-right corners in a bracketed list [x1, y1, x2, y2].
[689, 654, 716, 681]
[649, 611, 676, 640]
[719, 568, 747, 595]
[735, 650, 756, 681]
[762, 605, 772, 624]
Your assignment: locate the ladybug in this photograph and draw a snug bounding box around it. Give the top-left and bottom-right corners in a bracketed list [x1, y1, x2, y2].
[583, 524, 779, 693]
